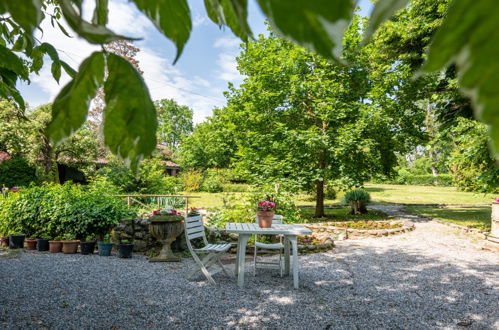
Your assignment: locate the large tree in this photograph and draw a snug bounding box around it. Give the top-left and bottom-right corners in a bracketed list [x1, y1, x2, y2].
[155, 99, 193, 153]
[178, 108, 237, 169]
[0, 101, 98, 182]
[89, 40, 144, 126]
[0, 0, 498, 170]
[220, 20, 408, 217]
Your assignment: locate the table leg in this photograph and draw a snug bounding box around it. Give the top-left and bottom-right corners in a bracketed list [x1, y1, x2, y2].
[237, 234, 250, 288]
[284, 236, 290, 275]
[288, 235, 299, 289]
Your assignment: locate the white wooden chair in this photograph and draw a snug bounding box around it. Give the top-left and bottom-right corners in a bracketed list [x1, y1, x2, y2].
[253, 215, 284, 276]
[184, 216, 232, 285]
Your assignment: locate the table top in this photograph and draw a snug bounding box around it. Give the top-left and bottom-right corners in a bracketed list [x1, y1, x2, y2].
[226, 223, 312, 235]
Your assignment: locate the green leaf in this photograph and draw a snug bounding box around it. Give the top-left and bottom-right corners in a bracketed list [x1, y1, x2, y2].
[103, 53, 157, 171]
[39, 43, 60, 62]
[363, 0, 410, 43]
[0, 44, 29, 80]
[30, 46, 44, 73]
[92, 0, 109, 25]
[204, 0, 252, 42]
[423, 0, 499, 157]
[51, 61, 61, 83]
[130, 0, 191, 63]
[47, 52, 105, 144]
[59, 0, 133, 45]
[256, 0, 355, 61]
[60, 60, 77, 78]
[3, 0, 42, 35]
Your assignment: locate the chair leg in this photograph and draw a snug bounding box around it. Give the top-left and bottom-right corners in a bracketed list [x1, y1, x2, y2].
[188, 253, 214, 278]
[189, 252, 217, 285]
[217, 255, 231, 277]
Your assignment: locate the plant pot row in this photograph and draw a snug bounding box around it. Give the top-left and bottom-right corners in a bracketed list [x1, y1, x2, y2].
[1, 235, 133, 258]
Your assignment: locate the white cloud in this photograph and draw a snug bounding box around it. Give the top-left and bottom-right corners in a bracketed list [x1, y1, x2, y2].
[192, 12, 209, 27]
[214, 36, 241, 49]
[23, 0, 229, 123]
[136, 46, 224, 123]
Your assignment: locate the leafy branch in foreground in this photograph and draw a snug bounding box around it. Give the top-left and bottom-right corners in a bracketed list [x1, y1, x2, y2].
[0, 0, 498, 169]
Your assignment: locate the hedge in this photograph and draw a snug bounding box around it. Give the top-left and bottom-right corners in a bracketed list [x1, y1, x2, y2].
[0, 179, 134, 239]
[0, 157, 38, 188]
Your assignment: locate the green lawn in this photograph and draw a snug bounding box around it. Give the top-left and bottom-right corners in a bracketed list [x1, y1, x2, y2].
[405, 206, 492, 231]
[184, 184, 493, 208]
[364, 184, 493, 205]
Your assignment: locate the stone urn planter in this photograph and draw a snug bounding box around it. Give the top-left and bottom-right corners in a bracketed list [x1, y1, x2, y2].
[148, 215, 184, 262]
[256, 211, 275, 228]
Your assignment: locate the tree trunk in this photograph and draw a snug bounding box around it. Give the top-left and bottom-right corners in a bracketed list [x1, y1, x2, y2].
[315, 179, 325, 218]
[41, 137, 59, 183]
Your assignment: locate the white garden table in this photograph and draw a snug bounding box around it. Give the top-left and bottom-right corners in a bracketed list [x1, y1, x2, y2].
[226, 222, 312, 289]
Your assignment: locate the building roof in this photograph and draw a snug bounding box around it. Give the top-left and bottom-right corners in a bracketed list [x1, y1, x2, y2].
[161, 159, 181, 168]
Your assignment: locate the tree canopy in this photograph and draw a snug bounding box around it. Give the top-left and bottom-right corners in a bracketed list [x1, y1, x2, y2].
[0, 0, 498, 169]
[155, 99, 193, 153]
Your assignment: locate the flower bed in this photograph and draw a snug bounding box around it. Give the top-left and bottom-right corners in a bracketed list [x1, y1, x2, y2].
[305, 220, 414, 240]
[333, 220, 402, 230]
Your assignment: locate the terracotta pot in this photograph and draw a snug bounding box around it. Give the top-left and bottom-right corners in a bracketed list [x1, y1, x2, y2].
[25, 239, 37, 250]
[49, 241, 63, 253]
[62, 240, 80, 254]
[0, 236, 9, 247]
[257, 211, 275, 228]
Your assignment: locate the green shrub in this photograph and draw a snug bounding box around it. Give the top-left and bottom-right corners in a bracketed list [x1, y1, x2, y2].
[0, 157, 38, 188]
[342, 189, 371, 204]
[180, 169, 204, 192]
[206, 185, 302, 228]
[221, 183, 250, 192]
[405, 174, 453, 186]
[0, 178, 134, 239]
[342, 189, 370, 214]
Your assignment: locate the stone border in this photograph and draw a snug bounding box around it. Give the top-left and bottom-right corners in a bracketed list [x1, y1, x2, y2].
[304, 220, 415, 240]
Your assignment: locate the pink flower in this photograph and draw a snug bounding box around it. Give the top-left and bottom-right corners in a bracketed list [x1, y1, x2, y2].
[496, 197, 499, 202]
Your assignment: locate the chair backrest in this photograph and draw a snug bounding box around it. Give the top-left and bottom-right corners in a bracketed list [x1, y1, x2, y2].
[255, 214, 283, 224]
[185, 216, 208, 247]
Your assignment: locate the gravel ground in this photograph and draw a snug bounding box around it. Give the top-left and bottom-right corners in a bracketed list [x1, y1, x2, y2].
[0, 206, 498, 329]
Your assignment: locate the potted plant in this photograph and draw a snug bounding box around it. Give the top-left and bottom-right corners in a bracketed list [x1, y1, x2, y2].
[9, 234, 25, 249]
[49, 236, 64, 253]
[97, 234, 113, 256]
[0, 234, 9, 247]
[25, 238, 37, 250]
[80, 234, 97, 255]
[342, 189, 370, 215]
[256, 201, 276, 228]
[36, 236, 51, 251]
[117, 239, 134, 258]
[148, 209, 185, 262]
[61, 234, 80, 254]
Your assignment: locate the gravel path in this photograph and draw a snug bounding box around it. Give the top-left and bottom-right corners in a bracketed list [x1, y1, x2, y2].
[0, 206, 498, 329]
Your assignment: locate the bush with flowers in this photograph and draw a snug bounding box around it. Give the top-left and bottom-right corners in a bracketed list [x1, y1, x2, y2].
[149, 208, 184, 222]
[256, 200, 276, 212]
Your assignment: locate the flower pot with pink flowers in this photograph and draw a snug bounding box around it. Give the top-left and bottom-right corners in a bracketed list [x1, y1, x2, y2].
[256, 200, 277, 228]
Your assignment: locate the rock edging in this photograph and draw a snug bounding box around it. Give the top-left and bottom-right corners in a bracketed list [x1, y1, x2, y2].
[304, 220, 415, 240]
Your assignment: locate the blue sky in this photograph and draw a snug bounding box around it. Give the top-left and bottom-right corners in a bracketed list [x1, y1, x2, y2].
[19, 0, 373, 123]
